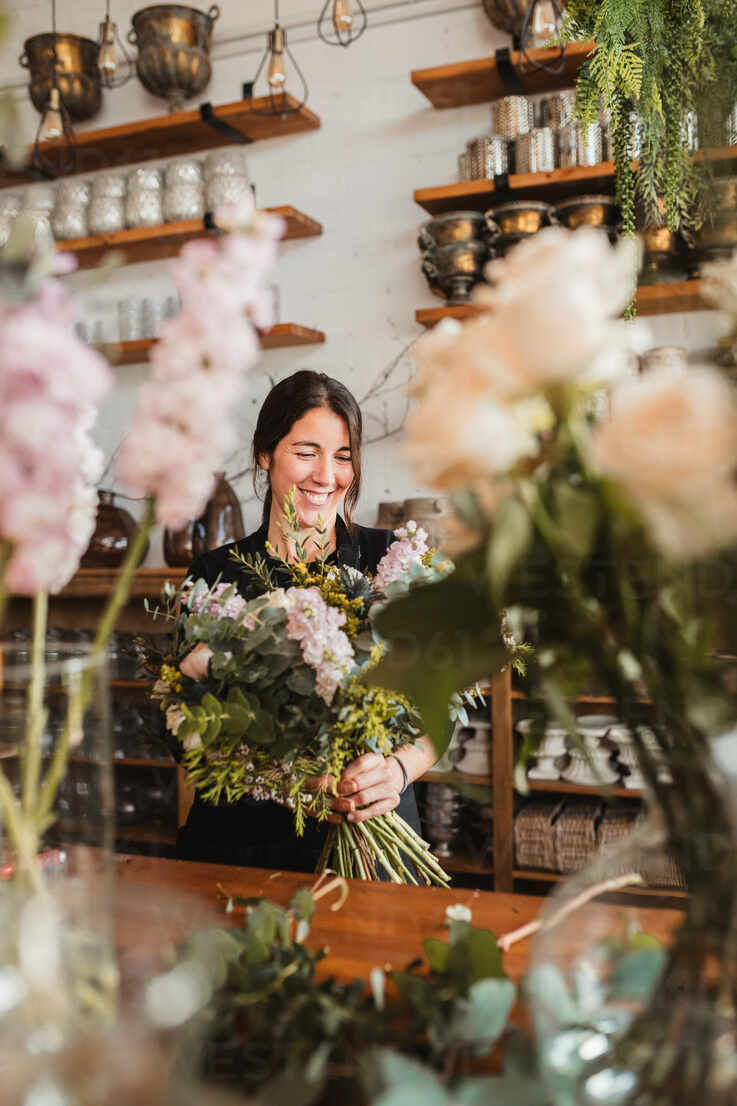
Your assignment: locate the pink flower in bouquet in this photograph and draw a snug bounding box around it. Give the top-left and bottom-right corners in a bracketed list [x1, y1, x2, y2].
[0, 281, 110, 594]
[284, 587, 355, 705]
[187, 582, 251, 624]
[179, 642, 213, 681]
[117, 209, 283, 529]
[374, 521, 430, 592]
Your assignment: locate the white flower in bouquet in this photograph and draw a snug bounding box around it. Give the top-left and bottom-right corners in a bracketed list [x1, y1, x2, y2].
[590, 365, 737, 559]
[165, 705, 186, 736]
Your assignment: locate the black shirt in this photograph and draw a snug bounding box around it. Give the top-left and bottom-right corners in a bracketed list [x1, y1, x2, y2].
[176, 516, 423, 874]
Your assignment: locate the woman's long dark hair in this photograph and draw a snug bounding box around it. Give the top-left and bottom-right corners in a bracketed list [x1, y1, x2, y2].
[252, 371, 363, 529]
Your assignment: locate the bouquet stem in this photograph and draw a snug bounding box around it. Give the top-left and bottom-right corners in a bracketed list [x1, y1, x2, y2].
[316, 812, 450, 887]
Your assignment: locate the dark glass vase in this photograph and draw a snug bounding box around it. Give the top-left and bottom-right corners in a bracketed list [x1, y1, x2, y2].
[80, 490, 149, 568]
[162, 517, 205, 567]
[190, 472, 245, 557]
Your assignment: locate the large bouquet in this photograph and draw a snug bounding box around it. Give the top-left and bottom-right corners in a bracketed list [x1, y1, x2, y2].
[147, 499, 463, 885]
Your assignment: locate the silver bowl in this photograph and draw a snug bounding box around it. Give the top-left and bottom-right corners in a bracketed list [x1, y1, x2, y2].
[421, 239, 490, 304]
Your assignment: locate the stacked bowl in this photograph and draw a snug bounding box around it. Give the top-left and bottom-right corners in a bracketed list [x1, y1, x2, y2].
[418, 210, 491, 304]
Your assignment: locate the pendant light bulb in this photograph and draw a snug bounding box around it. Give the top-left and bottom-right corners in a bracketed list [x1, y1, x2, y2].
[40, 87, 64, 141]
[266, 26, 287, 88]
[97, 16, 118, 77]
[332, 0, 353, 32]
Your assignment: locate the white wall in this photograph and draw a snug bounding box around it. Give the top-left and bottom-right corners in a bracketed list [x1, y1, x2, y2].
[0, 0, 726, 560]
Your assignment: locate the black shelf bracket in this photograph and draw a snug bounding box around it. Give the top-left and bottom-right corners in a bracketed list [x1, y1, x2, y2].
[199, 102, 253, 145]
[494, 47, 526, 96]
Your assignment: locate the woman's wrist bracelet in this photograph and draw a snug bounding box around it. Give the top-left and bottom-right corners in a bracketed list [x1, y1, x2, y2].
[389, 753, 409, 794]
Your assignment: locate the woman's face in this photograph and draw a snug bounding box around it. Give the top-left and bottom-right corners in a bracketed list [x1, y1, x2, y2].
[260, 405, 355, 530]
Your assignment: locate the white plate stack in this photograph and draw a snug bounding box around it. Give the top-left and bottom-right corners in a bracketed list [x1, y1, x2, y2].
[517, 717, 567, 780]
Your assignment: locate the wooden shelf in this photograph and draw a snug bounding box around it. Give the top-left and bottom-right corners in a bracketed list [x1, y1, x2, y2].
[513, 868, 688, 898]
[115, 824, 177, 847]
[415, 162, 618, 214]
[411, 41, 595, 108]
[422, 769, 492, 786]
[57, 206, 322, 270]
[415, 148, 737, 215]
[110, 679, 155, 689]
[75, 754, 174, 769]
[635, 281, 711, 316]
[416, 281, 711, 326]
[59, 568, 186, 598]
[1, 94, 321, 187]
[443, 851, 493, 876]
[113, 756, 175, 769]
[525, 779, 643, 799]
[97, 322, 326, 365]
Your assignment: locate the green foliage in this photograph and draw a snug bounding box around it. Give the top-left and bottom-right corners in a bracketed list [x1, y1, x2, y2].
[369, 548, 509, 750]
[561, 0, 737, 237]
[184, 895, 525, 1104]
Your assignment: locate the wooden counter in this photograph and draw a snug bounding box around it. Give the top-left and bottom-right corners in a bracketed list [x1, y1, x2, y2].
[115, 854, 683, 985]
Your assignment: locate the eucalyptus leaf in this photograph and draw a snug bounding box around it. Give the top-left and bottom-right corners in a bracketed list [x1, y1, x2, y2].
[446, 977, 516, 1049]
[608, 946, 666, 1001]
[371, 1050, 448, 1101]
[423, 937, 450, 974]
[523, 963, 580, 1026]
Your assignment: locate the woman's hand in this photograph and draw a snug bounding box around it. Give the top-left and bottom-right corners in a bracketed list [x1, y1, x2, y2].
[330, 752, 405, 823]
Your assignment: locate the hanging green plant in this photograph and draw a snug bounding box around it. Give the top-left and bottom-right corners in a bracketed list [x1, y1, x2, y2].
[559, 0, 737, 237]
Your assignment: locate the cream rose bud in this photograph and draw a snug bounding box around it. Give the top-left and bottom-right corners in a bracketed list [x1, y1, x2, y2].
[589, 365, 737, 559]
[179, 642, 213, 681]
[165, 705, 186, 735]
[182, 732, 204, 752]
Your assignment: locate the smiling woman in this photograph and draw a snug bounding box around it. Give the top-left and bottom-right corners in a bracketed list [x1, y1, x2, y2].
[175, 370, 437, 874]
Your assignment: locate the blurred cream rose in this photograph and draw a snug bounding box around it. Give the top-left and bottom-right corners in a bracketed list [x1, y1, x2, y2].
[404, 366, 537, 490]
[589, 366, 737, 558]
[179, 641, 213, 681]
[469, 227, 642, 395]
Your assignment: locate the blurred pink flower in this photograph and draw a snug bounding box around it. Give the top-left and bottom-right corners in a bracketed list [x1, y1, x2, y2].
[118, 209, 282, 528]
[0, 280, 110, 595]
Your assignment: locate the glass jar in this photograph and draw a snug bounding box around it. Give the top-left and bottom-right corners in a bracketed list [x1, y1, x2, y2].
[125, 186, 164, 229]
[204, 147, 249, 179]
[56, 179, 90, 207]
[88, 195, 125, 235]
[205, 174, 251, 208]
[163, 180, 205, 222]
[21, 183, 56, 212]
[164, 159, 203, 187]
[0, 192, 21, 217]
[52, 204, 89, 240]
[128, 166, 163, 191]
[90, 172, 127, 199]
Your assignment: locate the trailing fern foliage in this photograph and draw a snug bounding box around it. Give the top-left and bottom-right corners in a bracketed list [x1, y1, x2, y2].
[560, 0, 737, 236]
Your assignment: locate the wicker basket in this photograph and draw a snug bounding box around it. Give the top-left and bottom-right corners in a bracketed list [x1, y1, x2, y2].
[514, 799, 564, 870]
[554, 800, 603, 873]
